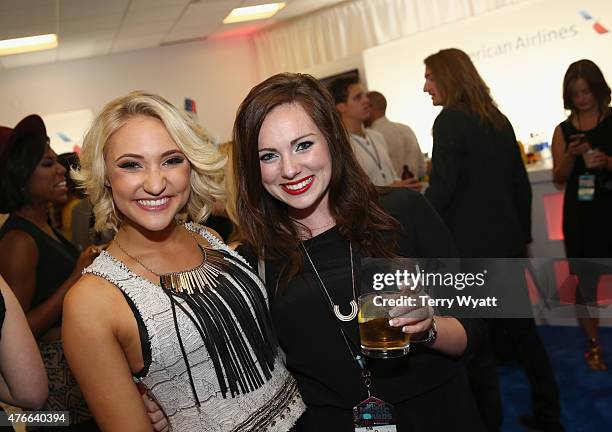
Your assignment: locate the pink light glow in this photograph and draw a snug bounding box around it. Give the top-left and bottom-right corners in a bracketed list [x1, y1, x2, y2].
[543, 192, 564, 240]
[209, 26, 260, 39]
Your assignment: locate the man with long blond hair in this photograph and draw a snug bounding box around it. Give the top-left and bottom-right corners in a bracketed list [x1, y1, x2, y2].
[423, 48, 563, 432]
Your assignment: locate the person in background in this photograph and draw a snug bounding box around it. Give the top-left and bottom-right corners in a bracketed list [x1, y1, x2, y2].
[551, 59, 612, 371]
[0, 116, 98, 430]
[0, 274, 48, 409]
[423, 48, 563, 432]
[367, 90, 426, 180]
[232, 72, 486, 431]
[203, 142, 236, 242]
[328, 76, 421, 191]
[55, 152, 93, 252]
[63, 91, 304, 431]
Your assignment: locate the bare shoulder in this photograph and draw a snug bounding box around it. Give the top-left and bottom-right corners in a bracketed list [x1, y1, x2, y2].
[0, 229, 37, 258]
[0, 230, 38, 280]
[551, 124, 565, 145]
[64, 273, 125, 321]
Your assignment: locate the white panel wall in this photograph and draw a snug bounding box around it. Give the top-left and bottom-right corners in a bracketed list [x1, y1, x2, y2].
[363, 0, 612, 155]
[0, 36, 260, 147]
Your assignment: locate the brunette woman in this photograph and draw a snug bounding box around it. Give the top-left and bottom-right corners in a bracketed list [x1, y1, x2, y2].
[232, 72, 486, 431]
[552, 59, 612, 371]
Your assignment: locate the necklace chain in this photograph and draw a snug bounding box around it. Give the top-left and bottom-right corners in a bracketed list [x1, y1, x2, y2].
[309, 220, 336, 231]
[114, 230, 204, 277]
[301, 241, 358, 322]
[291, 218, 336, 233]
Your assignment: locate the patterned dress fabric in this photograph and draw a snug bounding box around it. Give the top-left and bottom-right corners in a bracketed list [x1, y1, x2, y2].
[84, 224, 304, 431]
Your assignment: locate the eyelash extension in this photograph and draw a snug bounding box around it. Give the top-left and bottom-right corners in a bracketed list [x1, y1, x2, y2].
[296, 141, 314, 151]
[259, 153, 277, 162]
[165, 156, 185, 165]
[118, 161, 140, 169]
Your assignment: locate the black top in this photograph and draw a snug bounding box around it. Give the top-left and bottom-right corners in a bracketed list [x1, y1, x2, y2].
[238, 189, 485, 428]
[559, 115, 612, 258]
[425, 107, 532, 258]
[0, 215, 78, 315]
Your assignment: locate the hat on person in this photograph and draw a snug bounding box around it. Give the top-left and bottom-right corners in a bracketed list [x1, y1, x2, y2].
[0, 115, 47, 169]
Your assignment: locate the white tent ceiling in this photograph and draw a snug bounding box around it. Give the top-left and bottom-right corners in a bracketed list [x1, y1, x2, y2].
[0, 0, 346, 69]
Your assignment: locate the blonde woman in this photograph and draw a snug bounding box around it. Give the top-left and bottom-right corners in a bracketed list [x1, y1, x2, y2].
[62, 91, 304, 431]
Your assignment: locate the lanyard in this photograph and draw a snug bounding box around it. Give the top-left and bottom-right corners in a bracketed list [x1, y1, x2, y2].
[353, 132, 382, 171]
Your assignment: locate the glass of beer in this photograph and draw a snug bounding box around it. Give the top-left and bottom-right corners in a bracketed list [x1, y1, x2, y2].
[358, 292, 411, 358]
[357, 258, 421, 359]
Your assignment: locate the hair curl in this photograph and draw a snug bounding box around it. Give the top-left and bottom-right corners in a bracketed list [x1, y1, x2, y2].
[73, 91, 226, 232]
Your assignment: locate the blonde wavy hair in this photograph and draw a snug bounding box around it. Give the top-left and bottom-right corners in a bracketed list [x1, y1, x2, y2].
[73, 91, 226, 233]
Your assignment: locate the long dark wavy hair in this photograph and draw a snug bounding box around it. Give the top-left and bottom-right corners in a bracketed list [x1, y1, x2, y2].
[232, 73, 398, 285]
[562, 59, 611, 119]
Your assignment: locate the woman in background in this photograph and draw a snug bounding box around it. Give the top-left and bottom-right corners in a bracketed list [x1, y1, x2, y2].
[0, 116, 97, 430]
[551, 59, 612, 371]
[423, 48, 562, 432]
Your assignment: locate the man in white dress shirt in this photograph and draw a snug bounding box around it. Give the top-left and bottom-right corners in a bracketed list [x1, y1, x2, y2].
[367, 91, 426, 180]
[328, 76, 420, 190]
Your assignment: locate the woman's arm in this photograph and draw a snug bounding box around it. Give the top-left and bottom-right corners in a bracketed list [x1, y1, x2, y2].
[551, 125, 589, 185]
[0, 276, 48, 408]
[62, 275, 152, 432]
[0, 232, 96, 339]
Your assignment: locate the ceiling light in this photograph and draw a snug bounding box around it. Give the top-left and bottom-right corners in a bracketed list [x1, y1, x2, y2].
[223, 2, 285, 24]
[0, 34, 58, 56]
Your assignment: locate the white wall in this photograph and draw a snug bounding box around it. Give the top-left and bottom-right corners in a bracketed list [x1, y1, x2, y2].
[363, 0, 612, 155]
[0, 36, 261, 149]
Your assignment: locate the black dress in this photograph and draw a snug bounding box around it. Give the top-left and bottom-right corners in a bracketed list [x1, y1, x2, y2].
[0, 215, 78, 313]
[559, 115, 612, 261]
[240, 189, 485, 431]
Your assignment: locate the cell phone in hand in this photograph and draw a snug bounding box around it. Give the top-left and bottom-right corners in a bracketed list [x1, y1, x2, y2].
[570, 134, 587, 144]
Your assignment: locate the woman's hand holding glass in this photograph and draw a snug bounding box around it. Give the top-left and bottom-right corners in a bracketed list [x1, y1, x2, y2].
[388, 292, 434, 340]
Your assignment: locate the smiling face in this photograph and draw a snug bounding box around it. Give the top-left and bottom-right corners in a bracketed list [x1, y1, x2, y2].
[258, 103, 332, 220]
[423, 66, 445, 106]
[569, 78, 597, 113]
[27, 144, 68, 206]
[104, 115, 191, 233]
